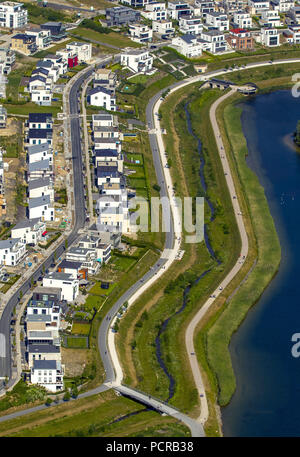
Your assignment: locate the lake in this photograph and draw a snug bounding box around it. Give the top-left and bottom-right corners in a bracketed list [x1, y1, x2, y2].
[222, 90, 300, 437]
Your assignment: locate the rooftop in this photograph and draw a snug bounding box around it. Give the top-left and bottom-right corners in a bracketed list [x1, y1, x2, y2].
[28, 194, 51, 209]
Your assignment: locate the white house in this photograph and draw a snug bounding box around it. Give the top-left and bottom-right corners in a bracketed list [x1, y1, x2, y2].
[28, 113, 53, 130]
[205, 12, 229, 31]
[27, 159, 52, 181]
[0, 238, 26, 266]
[200, 29, 228, 53]
[78, 234, 111, 264]
[248, 0, 270, 14]
[179, 16, 203, 35]
[66, 247, 100, 275]
[88, 87, 116, 111]
[25, 28, 52, 49]
[233, 11, 252, 28]
[11, 218, 46, 246]
[31, 359, 64, 392]
[152, 20, 175, 36]
[66, 41, 92, 62]
[171, 34, 202, 58]
[120, 49, 153, 73]
[129, 23, 153, 43]
[259, 27, 280, 45]
[167, 1, 192, 20]
[0, 1, 27, 29]
[260, 9, 281, 26]
[43, 272, 79, 302]
[96, 192, 130, 234]
[141, 2, 167, 21]
[28, 195, 54, 221]
[284, 25, 300, 43]
[27, 143, 52, 165]
[28, 177, 54, 200]
[277, 0, 294, 12]
[28, 129, 52, 146]
[31, 87, 52, 107]
[92, 113, 115, 129]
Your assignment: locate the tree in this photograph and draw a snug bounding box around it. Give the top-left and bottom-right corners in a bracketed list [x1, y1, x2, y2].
[45, 397, 53, 406]
[71, 385, 79, 398]
[63, 391, 71, 401]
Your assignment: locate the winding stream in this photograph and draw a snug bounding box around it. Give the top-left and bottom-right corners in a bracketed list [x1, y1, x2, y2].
[154, 100, 221, 402]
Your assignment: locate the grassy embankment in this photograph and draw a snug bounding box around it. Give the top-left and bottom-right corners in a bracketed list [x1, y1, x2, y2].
[0, 390, 189, 437]
[116, 83, 241, 431]
[202, 94, 281, 407]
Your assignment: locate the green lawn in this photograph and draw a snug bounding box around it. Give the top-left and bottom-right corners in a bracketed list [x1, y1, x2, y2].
[4, 102, 62, 117]
[83, 294, 105, 310]
[0, 390, 189, 437]
[71, 323, 91, 336]
[67, 337, 88, 349]
[89, 281, 118, 296]
[70, 27, 140, 48]
[110, 255, 137, 272]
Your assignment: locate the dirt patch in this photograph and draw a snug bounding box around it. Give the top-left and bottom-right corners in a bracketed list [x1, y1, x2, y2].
[61, 347, 92, 377]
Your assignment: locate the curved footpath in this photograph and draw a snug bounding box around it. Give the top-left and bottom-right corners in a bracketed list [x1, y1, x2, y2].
[0, 58, 299, 436]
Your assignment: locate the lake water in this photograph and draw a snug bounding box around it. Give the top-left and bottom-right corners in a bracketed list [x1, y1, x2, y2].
[222, 90, 300, 437]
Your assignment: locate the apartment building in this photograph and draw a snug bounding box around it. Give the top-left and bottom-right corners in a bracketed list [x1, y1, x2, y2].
[0, 47, 15, 75]
[25, 28, 52, 50]
[200, 29, 228, 53]
[66, 247, 100, 275]
[259, 27, 280, 45]
[0, 2, 27, 29]
[194, 0, 215, 19]
[40, 22, 67, 41]
[260, 9, 281, 27]
[248, 0, 270, 14]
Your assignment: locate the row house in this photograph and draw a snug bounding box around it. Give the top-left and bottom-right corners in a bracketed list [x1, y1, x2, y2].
[27, 143, 53, 165]
[92, 113, 115, 129]
[28, 194, 54, 222]
[28, 177, 54, 200]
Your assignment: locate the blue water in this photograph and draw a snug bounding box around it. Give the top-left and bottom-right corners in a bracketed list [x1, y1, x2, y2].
[222, 90, 300, 437]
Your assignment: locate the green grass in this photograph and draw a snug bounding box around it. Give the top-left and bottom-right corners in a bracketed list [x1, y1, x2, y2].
[205, 101, 281, 406]
[0, 390, 189, 437]
[70, 27, 140, 48]
[0, 380, 46, 414]
[83, 294, 105, 311]
[110, 255, 137, 272]
[33, 39, 74, 59]
[71, 323, 91, 335]
[0, 133, 22, 158]
[89, 281, 118, 296]
[26, 3, 76, 24]
[4, 102, 62, 117]
[67, 337, 88, 349]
